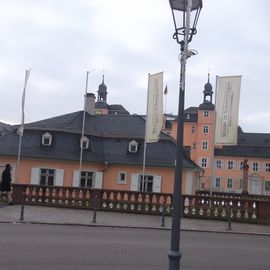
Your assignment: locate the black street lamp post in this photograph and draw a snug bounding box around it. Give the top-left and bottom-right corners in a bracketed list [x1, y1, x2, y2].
[168, 1, 202, 269]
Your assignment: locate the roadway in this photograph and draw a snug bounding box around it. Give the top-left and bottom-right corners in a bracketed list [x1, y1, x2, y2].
[0, 223, 269, 270]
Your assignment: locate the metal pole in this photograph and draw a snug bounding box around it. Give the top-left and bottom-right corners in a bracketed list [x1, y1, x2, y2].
[142, 73, 151, 189]
[92, 194, 98, 223]
[161, 204, 166, 227]
[227, 202, 232, 230]
[168, 1, 191, 269]
[79, 69, 94, 183]
[19, 192, 25, 221]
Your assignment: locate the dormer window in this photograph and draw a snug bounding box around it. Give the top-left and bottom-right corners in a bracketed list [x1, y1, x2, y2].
[129, 140, 138, 153]
[187, 114, 190, 120]
[42, 132, 52, 146]
[80, 136, 89, 149]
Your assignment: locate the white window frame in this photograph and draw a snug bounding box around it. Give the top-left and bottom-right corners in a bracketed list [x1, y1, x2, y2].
[118, 172, 127, 185]
[252, 162, 259, 172]
[200, 157, 208, 168]
[203, 111, 209, 118]
[80, 136, 89, 149]
[202, 125, 209, 134]
[191, 126, 195, 134]
[139, 174, 154, 192]
[227, 178, 233, 189]
[265, 163, 270, 172]
[39, 168, 55, 185]
[187, 114, 190, 119]
[239, 161, 244, 170]
[80, 170, 95, 188]
[228, 160, 234, 170]
[202, 141, 208, 150]
[265, 181, 270, 191]
[239, 179, 243, 189]
[129, 140, 138, 153]
[216, 160, 222, 169]
[214, 178, 221, 188]
[42, 132, 52, 146]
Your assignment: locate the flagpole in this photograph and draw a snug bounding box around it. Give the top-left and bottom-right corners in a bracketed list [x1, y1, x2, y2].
[164, 84, 168, 115]
[142, 73, 151, 189]
[210, 75, 219, 197]
[16, 69, 31, 184]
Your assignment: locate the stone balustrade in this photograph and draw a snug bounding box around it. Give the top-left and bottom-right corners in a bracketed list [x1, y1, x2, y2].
[7, 184, 270, 224]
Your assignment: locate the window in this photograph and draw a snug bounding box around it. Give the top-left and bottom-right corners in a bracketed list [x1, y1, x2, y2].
[129, 140, 138, 153]
[228, 161, 234, 170]
[187, 114, 190, 120]
[40, 168, 55, 185]
[202, 141, 208, 150]
[201, 183, 205, 189]
[227, 178, 233, 189]
[216, 160, 222, 169]
[252, 162, 259, 172]
[200, 158, 208, 168]
[192, 142, 196, 150]
[191, 126, 195, 134]
[139, 175, 153, 192]
[265, 181, 270, 191]
[239, 179, 243, 189]
[239, 161, 244, 170]
[42, 132, 52, 146]
[118, 172, 126, 184]
[80, 171, 94, 188]
[265, 163, 270, 172]
[203, 111, 209, 118]
[214, 178, 221, 188]
[203, 125, 209, 134]
[80, 136, 89, 149]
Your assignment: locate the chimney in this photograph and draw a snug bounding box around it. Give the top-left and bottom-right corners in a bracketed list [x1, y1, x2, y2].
[84, 93, 96, 115]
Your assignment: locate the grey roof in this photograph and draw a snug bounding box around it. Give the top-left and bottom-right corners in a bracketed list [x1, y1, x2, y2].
[95, 101, 108, 109]
[20, 111, 163, 139]
[108, 104, 129, 115]
[0, 122, 12, 136]
[0, 111, 197, 168]
[215, 128, 270, 158]
[215, 145, 270, 159]
[198, 102, 215, 111]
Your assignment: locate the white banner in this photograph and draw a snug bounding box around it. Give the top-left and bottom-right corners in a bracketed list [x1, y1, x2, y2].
[215, 75, 241, 145]
[145, 72, 163, 143]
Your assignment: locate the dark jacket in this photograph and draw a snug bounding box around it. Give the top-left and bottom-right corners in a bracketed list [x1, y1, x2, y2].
[1, 168, 11, 192]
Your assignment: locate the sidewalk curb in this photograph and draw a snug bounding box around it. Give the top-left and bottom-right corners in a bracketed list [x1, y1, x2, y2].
[1, 220, 270, 237]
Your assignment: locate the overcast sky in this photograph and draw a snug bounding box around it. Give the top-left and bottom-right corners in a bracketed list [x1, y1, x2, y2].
[0, 0, 270, 133]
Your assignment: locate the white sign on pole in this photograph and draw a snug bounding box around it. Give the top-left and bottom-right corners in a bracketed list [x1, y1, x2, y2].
[145, 72, 163, 143]
[215, 75, 241, 145]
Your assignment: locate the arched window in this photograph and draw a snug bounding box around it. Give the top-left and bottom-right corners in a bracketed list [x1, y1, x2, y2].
[129, 140, 138, 153]
[80, 136, 89, 149]
[42, 132, 52, 146]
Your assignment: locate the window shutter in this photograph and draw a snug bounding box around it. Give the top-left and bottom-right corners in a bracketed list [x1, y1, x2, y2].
[31, 168, 40, 185]
[130, 174, 139, 191]
[153, 175, 161, 193]
[55, 169, 64, 186]
[72, 170, 80, 187]
[94, 172, 103, 189]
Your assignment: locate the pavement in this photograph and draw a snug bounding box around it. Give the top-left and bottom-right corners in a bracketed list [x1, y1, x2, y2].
[0, 203, 270, 236]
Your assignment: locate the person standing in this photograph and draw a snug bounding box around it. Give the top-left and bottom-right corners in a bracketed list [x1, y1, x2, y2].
[0, 164, 12, 203]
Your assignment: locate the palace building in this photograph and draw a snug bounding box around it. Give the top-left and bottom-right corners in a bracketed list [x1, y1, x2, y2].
[169, 75, 270, 196]
[0, 76, 199, 195]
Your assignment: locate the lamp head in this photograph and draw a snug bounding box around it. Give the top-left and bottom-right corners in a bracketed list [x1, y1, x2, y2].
[169, 0, 202, 47]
